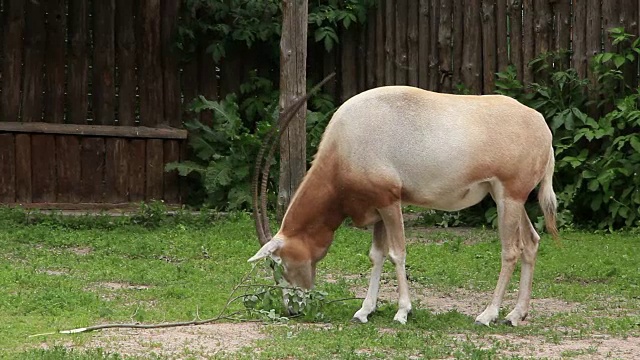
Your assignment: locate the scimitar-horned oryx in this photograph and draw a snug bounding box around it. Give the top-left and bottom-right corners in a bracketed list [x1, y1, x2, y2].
[249, 84, 558, 326]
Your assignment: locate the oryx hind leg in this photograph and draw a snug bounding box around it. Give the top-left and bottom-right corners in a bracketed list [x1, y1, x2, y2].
[353, 221, 388, 323]
[475, 195, 525, 326]
[504, 208, 540, 326]
[377, 202, 411, 324]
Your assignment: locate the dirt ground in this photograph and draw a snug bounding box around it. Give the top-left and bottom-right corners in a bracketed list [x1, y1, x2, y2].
[59, 283, 639, 360]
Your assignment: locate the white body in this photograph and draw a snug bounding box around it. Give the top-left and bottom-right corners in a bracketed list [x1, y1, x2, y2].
[250, 86, 558, 326]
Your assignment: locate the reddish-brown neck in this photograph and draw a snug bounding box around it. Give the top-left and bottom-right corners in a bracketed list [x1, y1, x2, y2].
[278, 157, 346, 262]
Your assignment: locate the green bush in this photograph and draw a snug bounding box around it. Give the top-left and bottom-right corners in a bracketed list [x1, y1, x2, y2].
[177, 0, 375, 62]
[166, 73, 336, 211]
[495, 28, 640, 230]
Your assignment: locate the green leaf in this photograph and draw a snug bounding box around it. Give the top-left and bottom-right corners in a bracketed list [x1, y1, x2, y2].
[164, 161, 205, 177]
[613, 55, 626, 68]
[630, 136, 640, 153]
[601, 52, 614, 63]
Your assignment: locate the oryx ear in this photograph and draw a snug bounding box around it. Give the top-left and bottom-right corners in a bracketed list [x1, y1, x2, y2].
[248, 238, 283, 263]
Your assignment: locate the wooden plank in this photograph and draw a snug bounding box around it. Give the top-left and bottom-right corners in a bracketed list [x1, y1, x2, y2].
[162, 0, 181, 128]
[586, 0, 602, 79]
[496, 0, 509, 72]
[418, 0, 430, 88]
[619, 0, 638, 88]
[0, 134, 16, 202]
[522, 0, 535, 83]
[1, 0, 25, 122]
[181, 58, 199, 121]
[533, 0, 552, 81]
[0, 122, 187, 139]
[482, 0, 497, 93]
[508, 0, 524, 80]
[552, 0, 571, 69]
[145, 139, 164, 201]
[198, 47, 218, 125]
[44, 0, 66, 124]
[572, 0, 587, 78]
[341, 28, 358, 102]
[138, 0, 164, 127]
[375, 2, 385, 87]
[438, 0, 453, 92]
[462, 0, 482, 93]
[55, 135, 82, 203]
[619, 0, 638, 38]
[366, 8, 377, 89]
[163, 140, 181, 204]
[14, 134, 31, 203]
[128, 139, 146, 202]
[116, 0, 137, 126]
[357, 25, 367, 93]
[80, 138, 106, 202]
[428, 0, 440, 90]
[601, 0, 619, 52]
[21, 0, 45, 122]
[68, 0, 89, 124]
[93, 0, 115, 125]
[407, 0, 419, 87]
[31, 134, 57, 203]
[385, 0, 396, 85]
[395, 0, 408, 84]
[104, 138, 129, 203]
[452, 0, 465, 87]
[586, 0, 602, 118]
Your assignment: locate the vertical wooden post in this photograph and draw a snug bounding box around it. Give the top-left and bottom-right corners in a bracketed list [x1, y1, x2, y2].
[438, 0, 453, 92]
[45, 0, 66, 124]
[522, 0, 535, 83]
[508, 0, 524, 80]
[375, 2, 385, 87]
[68, 0, 89, 125]
[395, 0, 408, 84]
[428, 0, 440, 91]
[496, 0, 509, 73]
[462, 0, 482, 93]
[481, 0, 497, 94]
[407, 0, 420, 87]
[418, 0, 430, 88]
[93, 0, 115, 125]
[277, 0, 308, 219]
[1, 0, 26, 122]
[572, 0, 588, 79]
[452, 0, 465, 87]
[385, 0, 396, 85]
[116, 0, 137, 126]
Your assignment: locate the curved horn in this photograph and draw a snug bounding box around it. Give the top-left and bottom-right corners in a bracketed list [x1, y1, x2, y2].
[252, 73, 336, 246]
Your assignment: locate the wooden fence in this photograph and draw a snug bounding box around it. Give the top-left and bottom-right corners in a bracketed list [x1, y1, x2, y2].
[325, 0, 640, 103]
[0, 0, 191, 208]
[0, 0, 638, 209]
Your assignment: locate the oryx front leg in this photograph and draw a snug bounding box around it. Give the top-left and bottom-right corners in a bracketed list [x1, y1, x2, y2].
[379, 203, 411, 324]
[353, 221, 387, 323]
[475, 197, 523, 326]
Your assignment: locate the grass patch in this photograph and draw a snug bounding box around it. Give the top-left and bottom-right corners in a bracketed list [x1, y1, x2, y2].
[1, 207, 638, 359]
